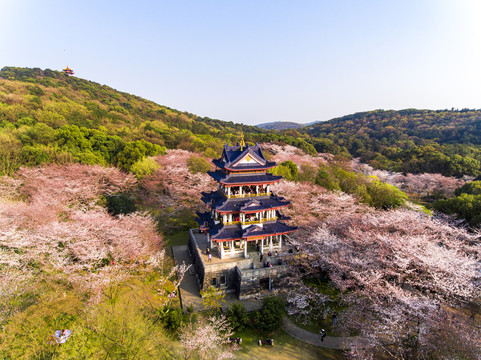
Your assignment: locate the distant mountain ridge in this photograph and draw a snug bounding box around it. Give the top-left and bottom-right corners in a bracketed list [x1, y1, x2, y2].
[256, 120, 324, 130]
[256, 121, 304, 130]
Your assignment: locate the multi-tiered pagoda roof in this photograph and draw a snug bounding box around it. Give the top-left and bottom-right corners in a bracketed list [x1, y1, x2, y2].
[197, 140, 297, 255]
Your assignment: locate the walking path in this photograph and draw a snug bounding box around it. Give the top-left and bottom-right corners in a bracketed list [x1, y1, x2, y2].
[282, 317, 362, 350]
[172, 245, 205, 312]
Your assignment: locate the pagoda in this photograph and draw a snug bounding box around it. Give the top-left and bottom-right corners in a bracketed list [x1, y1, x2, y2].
[62, 66, 74, 76]
[197, 137, 297, 259]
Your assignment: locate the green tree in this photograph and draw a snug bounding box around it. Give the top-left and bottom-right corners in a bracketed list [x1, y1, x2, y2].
[454, 181, 481, 196]
[434, 193, 481, 227]
[117, 140, 164, 171]
[298, 163, 317, 182]
[200, 286, 225, 312]
[131, 157, 160, 180]
[365, 179, 407, 209]
[226, 303, 248, 331]
[187, 155, 211, 174]
[105, 193, 137, 216]
[20, 145, 50, 166]
[315, 167, 341, 191]
[270, 160, 299, 181]
[254, 296, 285, 334]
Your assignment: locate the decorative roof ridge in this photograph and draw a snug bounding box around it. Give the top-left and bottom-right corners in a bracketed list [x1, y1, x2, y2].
[223, 144, 232, 163]
[243, 224, 263, 235]
[239, 199, 262, 210]
[230, 147, 266, 166]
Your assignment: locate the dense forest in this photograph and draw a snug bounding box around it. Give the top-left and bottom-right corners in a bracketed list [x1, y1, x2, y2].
[0, 67, 316, 176]
[302, 109, 481, 177]
[3, 67, 481, 179]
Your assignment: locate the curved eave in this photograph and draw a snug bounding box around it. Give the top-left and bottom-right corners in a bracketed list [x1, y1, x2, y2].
[213, 237, 242, 243]
[239, 204, 290, 214]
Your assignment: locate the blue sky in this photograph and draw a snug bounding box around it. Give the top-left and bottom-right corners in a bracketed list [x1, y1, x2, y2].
[1, 0, 480, 125]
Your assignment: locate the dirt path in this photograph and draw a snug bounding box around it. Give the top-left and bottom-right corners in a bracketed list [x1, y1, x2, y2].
[282, 317, 362, 350]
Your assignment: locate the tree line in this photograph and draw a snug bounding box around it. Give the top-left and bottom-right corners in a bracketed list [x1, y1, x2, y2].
[0, 67, 316, 175]
[302, 109, 481, 177]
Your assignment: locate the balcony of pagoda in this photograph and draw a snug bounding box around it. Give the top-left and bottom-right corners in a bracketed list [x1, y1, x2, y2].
[218, 211, 278, 227]
[219, 184, 271, 199]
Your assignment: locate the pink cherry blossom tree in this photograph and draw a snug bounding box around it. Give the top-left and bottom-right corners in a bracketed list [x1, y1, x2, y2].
[271, 154, 481, 358]
[0, 164, 163, 323]
[179, 315, 238, 360]
[350, 158, 467, 198]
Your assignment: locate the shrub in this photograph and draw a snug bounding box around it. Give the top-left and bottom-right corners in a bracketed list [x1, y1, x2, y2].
[254, 296, 285, 333]
[158, 306, 185, 332]
[226, 303, 248, 331]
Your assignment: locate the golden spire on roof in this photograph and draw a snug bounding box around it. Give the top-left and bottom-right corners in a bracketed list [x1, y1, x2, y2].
[239, 132, 246, 150]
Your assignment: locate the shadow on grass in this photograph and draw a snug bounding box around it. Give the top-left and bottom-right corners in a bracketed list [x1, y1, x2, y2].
[233, 328, 345, 360]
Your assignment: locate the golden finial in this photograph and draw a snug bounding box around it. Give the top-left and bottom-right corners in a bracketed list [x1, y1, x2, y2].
[240, 132, 246, 150]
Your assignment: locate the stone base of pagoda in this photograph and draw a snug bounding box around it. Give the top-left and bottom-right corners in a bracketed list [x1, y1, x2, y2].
[188, 229, 302, 300]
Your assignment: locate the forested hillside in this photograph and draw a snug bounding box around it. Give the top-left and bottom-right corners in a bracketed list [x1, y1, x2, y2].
[0, 67, 316, 175]
[3, 67, 481, 179]
[304, 109, 481, 177]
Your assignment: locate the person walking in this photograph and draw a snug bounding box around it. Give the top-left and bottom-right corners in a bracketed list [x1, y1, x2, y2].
[320, 329, 326, 342]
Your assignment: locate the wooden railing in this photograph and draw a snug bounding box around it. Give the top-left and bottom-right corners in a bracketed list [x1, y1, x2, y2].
[241, 217, 277, 226]
[242, 219, 262, 225]
[223, 220, 241, 226]
[225, 192, 271, 199]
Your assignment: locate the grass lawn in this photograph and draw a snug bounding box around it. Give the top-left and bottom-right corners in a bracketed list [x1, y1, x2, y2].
[234, 327, 345, 360]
